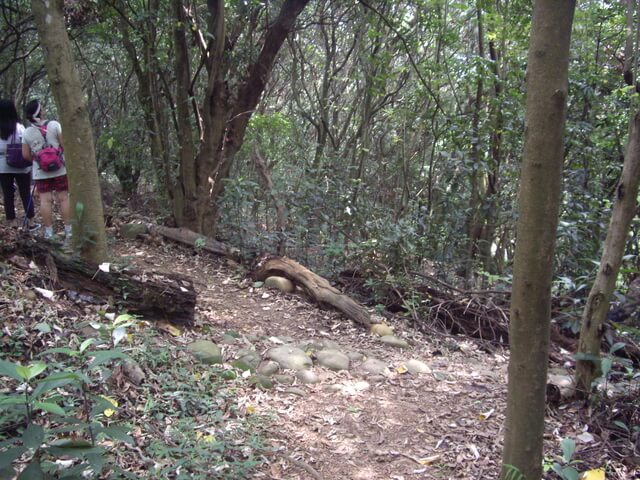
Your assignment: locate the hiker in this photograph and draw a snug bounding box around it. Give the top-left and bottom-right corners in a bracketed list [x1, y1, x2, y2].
[22, 99, 71, 240]
[0, 99, 39, 230]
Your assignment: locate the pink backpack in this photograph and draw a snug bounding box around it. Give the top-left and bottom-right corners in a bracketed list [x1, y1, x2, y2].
[35, 122, 64, 172]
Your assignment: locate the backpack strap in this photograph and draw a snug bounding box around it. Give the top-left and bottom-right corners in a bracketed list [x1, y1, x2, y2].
[37, 121, 51, 147]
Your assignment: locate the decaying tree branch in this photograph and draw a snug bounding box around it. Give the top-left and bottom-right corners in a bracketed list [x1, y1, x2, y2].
[4, 237, 196, 325]
[253, 256, 371, 327]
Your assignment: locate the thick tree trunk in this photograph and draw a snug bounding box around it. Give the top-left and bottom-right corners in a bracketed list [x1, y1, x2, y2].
[501, 2, 576, 480]
[575, 111, 640, 395]
[177, 0, 311, 235]
[31, 0, 107, 263]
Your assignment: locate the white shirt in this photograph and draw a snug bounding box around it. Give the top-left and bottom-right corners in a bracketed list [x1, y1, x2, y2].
[22, 120, 66, 180]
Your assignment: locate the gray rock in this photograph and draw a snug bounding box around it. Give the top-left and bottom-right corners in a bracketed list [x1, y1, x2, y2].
[189, 340, 222, 365]
[319, 339, 341, 350]
[221, 333, 240, 345]
[267, 345, 312, 370]
[251, 374, 274, 389]
[296, 369, 320, 384]
[406, 359, 431, 375]
[285, 387, 307, 397]
[264, 276, 295, 293]
[120, 223, 148, 239]
[315, 349, 350, 371]
[273, 374, 295, 385]
[380, 335, 410, 349]
[357, 358, 390, 376]
[233, 352, 261, 372]
[346, 351, 365, 363]
[257, 361, 280, 376]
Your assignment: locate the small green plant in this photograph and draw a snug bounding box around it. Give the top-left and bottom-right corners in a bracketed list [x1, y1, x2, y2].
[502, 464, 526, 480]
[543, 437, 582, 480]
[0, 317, 134, 478]
[194, 236, 207, 250]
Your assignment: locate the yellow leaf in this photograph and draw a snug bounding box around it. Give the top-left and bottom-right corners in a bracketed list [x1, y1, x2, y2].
[395, 365, 408, 374]
[157, 321, 182, 337]
[246, 405, 256, 414]
[101, 395, 118, 417]
[202, 434, 215, 443]
[581, 469, 605, 480]
[193, 372, 202, 381]
[418, 454, 441, 465]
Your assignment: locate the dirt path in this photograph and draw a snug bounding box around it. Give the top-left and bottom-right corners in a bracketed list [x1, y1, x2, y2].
[113, 239, 513, 479]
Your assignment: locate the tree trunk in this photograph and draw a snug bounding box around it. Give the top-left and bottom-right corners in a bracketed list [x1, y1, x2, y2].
[177, 0, 311, 235]
[31, 0, 107, 263]
[575, 111, 640, 396]
[501, 2, 576, 480]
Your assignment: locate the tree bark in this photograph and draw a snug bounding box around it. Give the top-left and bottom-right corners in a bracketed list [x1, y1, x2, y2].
[253, 256, 371, 327]
[575, 111, 640, 396]
[31, 0, 107, 263]
[6, 238, 196, 325]
[501, 2, 576, 479]
[177, 0, 311, 235]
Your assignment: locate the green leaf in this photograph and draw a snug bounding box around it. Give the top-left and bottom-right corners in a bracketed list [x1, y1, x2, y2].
[79, 338, 96, 354]
[95, 425, 133, 444]
[613, 420, 630, 433]
[0, 446, 26, 470]
[601, 358, 613, 378]
[609, 342, 626, 354]
[87, 350, 129, 369]
[34, 323, 52, 334]
[47, 445, 104, 460]
[561, 437, 576, 463]
[34, 401, 66, 416]
[0, 360, 22, 381]
[22, 424, 45, 450]
[33, 372, 82, 398]
[42, 347, 78, 357]
[27, 363, 47, 380]
[0, 395, 26, 409]
[114, 314, 134, 325]
[562, 466, 580, 480]
[573, 352, 600, 362]
[17, 458, 45, 480]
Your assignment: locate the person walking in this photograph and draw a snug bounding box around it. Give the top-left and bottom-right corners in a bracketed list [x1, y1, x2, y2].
[0, 99, 39, 231]
[22, 99, 71, 240]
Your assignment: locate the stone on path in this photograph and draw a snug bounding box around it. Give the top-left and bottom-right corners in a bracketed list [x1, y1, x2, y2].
[257, 361, 280, 376]
[357, 358, 390, 376]
[274, 374, 295, 385]
[315, 349, 350, 371]
[120, 223, 148, 240]
[233, 352, 261, 372]
[267, 345, 312, 370]
[370, 323, 394, 337]
[297, 369, 319, 384]
[346, 351, 365, 363]
[380, 335, 410, 349]
[189, 340, 222, 365]
[264, 276, 295, 293]
[405, 359, 431, 375]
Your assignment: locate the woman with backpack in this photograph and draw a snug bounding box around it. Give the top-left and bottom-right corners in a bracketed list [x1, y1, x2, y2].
[22, 99, 71, 240]
[0, 99, 39, 231]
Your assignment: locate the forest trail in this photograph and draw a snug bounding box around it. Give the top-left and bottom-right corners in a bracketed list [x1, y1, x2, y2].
[111, 236, 516, 480]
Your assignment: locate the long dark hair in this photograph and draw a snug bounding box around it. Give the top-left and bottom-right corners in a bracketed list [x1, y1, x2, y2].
[0, 99, 19, 140]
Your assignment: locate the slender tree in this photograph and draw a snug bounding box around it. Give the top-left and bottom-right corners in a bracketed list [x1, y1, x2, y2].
[31, 0, 107, 262]
[575, 112, 640, 394]
[501, 1, 576, 479]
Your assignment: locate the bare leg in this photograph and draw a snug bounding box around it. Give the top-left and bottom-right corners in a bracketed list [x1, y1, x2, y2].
[39, 191, 54, 227]
[58, 190, 71, 225]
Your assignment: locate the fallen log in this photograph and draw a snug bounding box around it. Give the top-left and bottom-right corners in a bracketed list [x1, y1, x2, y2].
[253, 256, 371, 328]
[118, 222, 240, 260]
[6, 237, 196, 325]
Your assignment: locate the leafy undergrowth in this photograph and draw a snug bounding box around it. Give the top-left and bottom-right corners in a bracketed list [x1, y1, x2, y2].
[0, 260, 272, 479]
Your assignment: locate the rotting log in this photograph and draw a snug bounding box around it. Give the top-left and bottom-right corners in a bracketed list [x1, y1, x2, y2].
[147, 224, 241, 260]
[253, 256, 371, 328]
[117, 222, 240, 260]
[6, 237, 196, 325]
